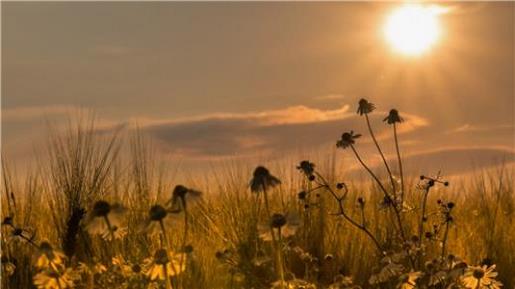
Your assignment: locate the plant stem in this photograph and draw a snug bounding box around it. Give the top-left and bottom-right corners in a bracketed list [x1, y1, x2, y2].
[314, 172, 383, 253]
[441, 221, 450, 260]
[103, 216, 115, 241]
[393, 123, 405, 204]
[163, 264, 173, 289]
[418, 186, 431, 266]
[262, 185, 285, 288]
[365, 114, 396, 194]
[159, 220, 179, 278]
[349, 145, 407, 242]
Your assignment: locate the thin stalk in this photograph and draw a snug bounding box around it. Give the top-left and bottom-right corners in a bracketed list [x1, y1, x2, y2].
[276, 227, 286, 288]
[365, 114, 396, 194]
[179, 199, 188, 289]
[159, 220, 179, 279]
[349, 145, 407, 242]
[393, 123, 405, 204]
[441, 221, 450, 260]
[262, 185, 285, 288]
[418, 186, 431, 267]
[314, 172, 383, 253]
[163, 264, 173, 289]
[103, 216, 115, 242]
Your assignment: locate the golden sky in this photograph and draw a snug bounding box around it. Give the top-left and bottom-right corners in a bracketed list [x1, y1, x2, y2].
[2, 2, 514, 174]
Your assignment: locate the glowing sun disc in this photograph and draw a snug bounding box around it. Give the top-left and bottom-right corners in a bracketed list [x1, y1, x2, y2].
[384, 4, 446, 56]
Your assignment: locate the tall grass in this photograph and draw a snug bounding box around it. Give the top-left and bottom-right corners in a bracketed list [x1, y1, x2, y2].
[1, 116, 513, 289]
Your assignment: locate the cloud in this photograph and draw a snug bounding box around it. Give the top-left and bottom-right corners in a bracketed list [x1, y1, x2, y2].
[314, 93, 346, 101]
[448, 123, 513, 134]
[137, 105, 428, 159]
[2, 105, 78, 122]
[400, 146, 515, 176]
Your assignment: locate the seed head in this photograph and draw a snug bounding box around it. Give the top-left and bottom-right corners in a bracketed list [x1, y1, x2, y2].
[297, 160, 315, 177]
[473, 268, 485, 279]
[357, 98, 376, 115]
[2, 216, 13, 226]
[39, 241, 53, 254]
[149, 205, 167, 221]
[250, 166, 281, 193]
[173, 185, 189, 199]
[270, 213, 287, 228]
[383, 109, 403, 124]
[91, 201, 111, 217]
[153, 249, 169, 265]
[336, 131, 361, 149]
[131, 264, 142, 273]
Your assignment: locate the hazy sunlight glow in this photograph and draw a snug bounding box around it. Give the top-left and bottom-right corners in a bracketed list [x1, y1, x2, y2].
[384, 4, 445, 56]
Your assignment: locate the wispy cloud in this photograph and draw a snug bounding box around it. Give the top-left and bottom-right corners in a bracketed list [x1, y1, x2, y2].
[2, 105, 79, 122]
[135, 105, 428, 159]
[314, 93, 346, 101]
[448, 123, 513, 134]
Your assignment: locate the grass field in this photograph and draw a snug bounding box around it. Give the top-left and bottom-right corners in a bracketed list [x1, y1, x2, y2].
[1, 117, 513, 289]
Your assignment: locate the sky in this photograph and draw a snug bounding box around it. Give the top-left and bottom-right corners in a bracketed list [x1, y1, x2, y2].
[2, 2, 514, 176]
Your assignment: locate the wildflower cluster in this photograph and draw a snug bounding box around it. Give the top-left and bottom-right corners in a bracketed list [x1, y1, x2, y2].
[213, 98, 505, 289]
[1, 184, 201, 289]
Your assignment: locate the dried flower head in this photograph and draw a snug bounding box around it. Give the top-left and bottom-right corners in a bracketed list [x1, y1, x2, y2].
[270, 213, 287, 229]
[297, 160, 315, 178]
[140, 204, 174, 235]
[249, 166, 281, 193]
[85, 200, 126, 237]
[167, 185, 203, 213]
[357, 98, 376, 115]
[336, 131, 361, 149]
[384, 109, 403, 124]
[259, 212, 300, 241]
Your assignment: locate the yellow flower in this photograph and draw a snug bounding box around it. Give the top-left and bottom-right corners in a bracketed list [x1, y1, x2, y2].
[35, 242, 66, 271]
[77, 262, 107, 275]
[462, 265, 502, 289]
[397, 271, 422, 289]
[112, 255, 143, 278]
[33, 268, 78, 289]
[143, 249, 186, 281]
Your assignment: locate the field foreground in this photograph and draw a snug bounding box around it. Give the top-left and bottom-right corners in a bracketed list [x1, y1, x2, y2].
[1, 124, 514, 289]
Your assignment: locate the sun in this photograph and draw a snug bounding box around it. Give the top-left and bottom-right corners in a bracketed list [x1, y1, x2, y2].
[384, 4, 446, 56]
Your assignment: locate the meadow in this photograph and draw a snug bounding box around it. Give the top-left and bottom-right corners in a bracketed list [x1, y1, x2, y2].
[1, 100, 513, 289]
